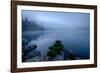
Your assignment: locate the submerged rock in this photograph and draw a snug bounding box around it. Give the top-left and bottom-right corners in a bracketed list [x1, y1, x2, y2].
[24, 50, 41, 62]
[22, 38, 28, 50]
[49, 55, 63, 61]
[22, 38, 28, 45]
[26, 56, 41, 62]
[22, 38, 41, 62]
[28, 50, 41, 57]
[28, 45, 37, 50]
[63, 49, 80, 60]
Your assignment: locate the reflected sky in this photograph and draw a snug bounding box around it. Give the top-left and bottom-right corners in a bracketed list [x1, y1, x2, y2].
[22, 10, 90, 30]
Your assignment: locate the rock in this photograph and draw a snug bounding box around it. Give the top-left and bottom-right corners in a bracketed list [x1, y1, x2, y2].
[29, 50, 41, 57]
[26, 56, 41, 62]
[43, 56, 49, 61]
[23, 50, 42, 62]
[22, 38, 28, 45]
[22, 38, 28, 51]
[63, 49, 69, 60]
[49, 55, 63, 61]
[28, 44, 37, 50]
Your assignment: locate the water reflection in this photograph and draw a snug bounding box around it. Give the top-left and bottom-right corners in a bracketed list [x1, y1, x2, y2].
[22, 30, 90, 62]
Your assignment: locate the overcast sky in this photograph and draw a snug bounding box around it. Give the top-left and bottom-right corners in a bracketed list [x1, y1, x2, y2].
[22, 10, 90, 30]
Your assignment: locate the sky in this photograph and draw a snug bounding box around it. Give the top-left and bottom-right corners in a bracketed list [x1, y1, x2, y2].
[22, 10, 90, 30]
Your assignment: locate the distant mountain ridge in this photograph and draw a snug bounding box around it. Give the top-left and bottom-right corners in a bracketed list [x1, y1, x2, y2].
[22, 18, 44, 31]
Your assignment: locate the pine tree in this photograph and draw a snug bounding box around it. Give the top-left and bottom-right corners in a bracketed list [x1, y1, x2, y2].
[47, 40, 64, 59]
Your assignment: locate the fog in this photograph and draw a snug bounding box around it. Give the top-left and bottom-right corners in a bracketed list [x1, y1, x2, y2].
[22, 10, 90, 30]
[22, 10, 90, 62]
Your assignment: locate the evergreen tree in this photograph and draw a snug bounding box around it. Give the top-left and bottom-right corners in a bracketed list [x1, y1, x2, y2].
[47, 40, 64, 59]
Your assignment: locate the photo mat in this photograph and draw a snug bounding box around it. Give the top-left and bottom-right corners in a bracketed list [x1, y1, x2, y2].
[17, 5, 94, 68]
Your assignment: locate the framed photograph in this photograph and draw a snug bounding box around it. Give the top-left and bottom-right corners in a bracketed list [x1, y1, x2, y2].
[11, 1, 97, 72]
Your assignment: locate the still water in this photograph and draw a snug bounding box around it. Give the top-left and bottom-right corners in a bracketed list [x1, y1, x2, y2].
[22, 30, 90, 61]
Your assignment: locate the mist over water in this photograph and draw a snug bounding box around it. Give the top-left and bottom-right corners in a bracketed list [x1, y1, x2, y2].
[23, 30, 90, 59]
[22, 10, 90, 62]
